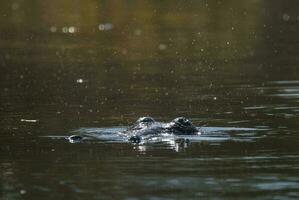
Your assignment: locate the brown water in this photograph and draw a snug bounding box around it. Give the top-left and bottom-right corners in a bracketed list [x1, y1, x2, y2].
[1, 1, 299, 199]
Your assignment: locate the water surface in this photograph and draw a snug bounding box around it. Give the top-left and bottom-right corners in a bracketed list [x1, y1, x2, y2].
[1, 1, 299, 199]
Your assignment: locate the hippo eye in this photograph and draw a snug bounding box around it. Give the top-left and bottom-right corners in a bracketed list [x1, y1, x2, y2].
[137, 117, 155, 123]
[173, 117, 192, 127]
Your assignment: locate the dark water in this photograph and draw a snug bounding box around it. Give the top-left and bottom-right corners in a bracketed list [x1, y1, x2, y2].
[1, 1, 299, 199]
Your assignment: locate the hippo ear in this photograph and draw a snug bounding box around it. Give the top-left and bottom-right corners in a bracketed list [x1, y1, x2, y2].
[137, 117, 155, 123]
[173, 117, 193, 127]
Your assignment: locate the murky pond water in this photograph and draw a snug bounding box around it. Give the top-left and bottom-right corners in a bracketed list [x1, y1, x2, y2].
[1, 1, 299, 199]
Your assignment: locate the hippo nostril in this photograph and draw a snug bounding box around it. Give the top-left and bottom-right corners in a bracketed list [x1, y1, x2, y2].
[67, 135, 83, 143]
[128, 135, 142, 143]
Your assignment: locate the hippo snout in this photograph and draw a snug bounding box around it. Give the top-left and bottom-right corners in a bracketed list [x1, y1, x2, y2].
[67, 135, 83, 143]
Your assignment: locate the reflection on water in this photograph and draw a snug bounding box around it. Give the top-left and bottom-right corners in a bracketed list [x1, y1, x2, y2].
[267, 81, 299, 100]
[67, 125, 266, 151]
[1, 0, 299, 199]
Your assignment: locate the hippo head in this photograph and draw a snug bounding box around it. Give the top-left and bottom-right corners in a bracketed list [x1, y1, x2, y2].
[168, 117, 198, 134]
[129, 117, 156, 130]
[136, 117, 156, 124]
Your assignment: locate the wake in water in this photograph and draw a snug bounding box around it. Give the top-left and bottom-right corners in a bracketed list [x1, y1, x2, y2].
[44, 125, 267, 152]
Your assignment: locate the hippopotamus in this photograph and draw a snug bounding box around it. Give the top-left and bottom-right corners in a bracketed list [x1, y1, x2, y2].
[122, 117, 199, 143]
[68, 117, 200, 143]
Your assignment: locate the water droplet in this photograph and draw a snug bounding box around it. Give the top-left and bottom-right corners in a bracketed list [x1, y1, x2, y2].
[134, 29, 142, 36]
[104, 23, 113, 30]
[50, 26, 57, 33]
[62, 27, 68, 33]
[98, 24, 105, 31]
[159, 44, 167, 50]
[98, 23, 113, 31]
[21, 119, 38, 123]
[68, 26, 76, 33]
[20, 190, 26, 195]
[76, 78, 83, 83]
[282, 13, 290, 21]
